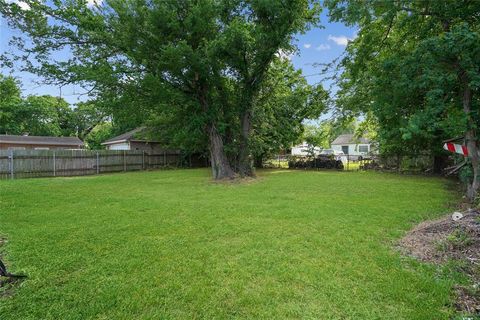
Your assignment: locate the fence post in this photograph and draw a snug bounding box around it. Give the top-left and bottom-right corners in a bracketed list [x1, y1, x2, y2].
[9, 149, 14, 180]
[123, 150, 127, 171]
[142, 151, 145, 170]
[53, 151, 56, 177]
[96, 151, 100, 174]
[164, 151, 166, 166]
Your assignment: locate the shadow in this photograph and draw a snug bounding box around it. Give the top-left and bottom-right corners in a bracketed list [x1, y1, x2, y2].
[0, 275, 27, 297]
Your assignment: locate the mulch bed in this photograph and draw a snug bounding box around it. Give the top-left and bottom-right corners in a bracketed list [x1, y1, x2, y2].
[399, 210, 480, 315]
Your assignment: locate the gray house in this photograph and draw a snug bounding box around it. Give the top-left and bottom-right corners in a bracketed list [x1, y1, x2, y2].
[331, 134, 372, 156]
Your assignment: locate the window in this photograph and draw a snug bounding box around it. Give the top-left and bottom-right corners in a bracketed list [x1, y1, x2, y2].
[358, 145, 369, 153]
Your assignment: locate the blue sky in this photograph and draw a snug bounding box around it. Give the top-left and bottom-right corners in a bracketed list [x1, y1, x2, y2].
[0, 7, 355, 105]
[291, 10, 356, 92]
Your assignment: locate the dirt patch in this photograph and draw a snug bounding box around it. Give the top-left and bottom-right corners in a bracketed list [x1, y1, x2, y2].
[399, 210, 480, 315]
[399, 210, 480, 263]
[455, 285, 480, 315]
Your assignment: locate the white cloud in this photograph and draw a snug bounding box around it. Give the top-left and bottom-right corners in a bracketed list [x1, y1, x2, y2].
[328, 35, 351, 46]
[8, 0, 30, 10]
[303, 43, 312, 49]
[315, 44, 331, 51]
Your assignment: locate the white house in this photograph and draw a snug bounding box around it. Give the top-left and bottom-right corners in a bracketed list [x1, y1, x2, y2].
[291, 142, 322, 156]
[331, 134, 372, 157]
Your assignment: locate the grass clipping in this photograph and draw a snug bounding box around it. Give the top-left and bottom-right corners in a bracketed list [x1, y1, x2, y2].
[399, 210, 480, 315]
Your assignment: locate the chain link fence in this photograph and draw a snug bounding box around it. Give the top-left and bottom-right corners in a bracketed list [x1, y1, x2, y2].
[263, 153, 449, 175]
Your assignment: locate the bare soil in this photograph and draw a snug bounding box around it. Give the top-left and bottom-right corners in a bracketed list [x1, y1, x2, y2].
[399, 210, 480, 315]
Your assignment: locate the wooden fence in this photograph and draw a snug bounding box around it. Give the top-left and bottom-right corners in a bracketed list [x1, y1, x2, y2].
[0, 149, 189, 180]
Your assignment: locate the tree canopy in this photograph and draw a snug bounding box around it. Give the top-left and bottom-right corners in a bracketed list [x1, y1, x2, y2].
[326, 0, 480, 200]
[248, 58, 327, 166]
[1, 0, 324, 179]
[0, 74, 72, 136]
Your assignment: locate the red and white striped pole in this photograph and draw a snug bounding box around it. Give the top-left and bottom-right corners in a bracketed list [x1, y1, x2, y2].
[443, 142, 469, 156]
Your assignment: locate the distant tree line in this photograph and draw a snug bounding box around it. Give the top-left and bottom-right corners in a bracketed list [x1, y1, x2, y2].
[0, 74, 112, 149]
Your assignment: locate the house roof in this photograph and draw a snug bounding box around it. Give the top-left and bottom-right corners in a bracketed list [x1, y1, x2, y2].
[0, 134, 84, 146]
[331, 134, 370, 145]
[101, 127, 158, 145]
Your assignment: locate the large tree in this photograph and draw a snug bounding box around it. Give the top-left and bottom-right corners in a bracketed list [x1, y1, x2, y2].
[249, 58, 327, 167]
[22, 95, 74, 136]
[326, 0, 480, 200]
[1, 0, 320, 179]
[72, 101, 107, 139]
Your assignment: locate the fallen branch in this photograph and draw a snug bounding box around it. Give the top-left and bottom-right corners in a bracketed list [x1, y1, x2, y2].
[443, 136, 465, 143]
[444, 160, 467, 175]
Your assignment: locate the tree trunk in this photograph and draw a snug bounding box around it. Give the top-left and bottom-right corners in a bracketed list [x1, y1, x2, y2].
[197, 82, 235, 180]
[254, 154, 264, 168]
[461, 80, 479, 202]
[238, 110, 254, 177]
[208, 124, 235, 180]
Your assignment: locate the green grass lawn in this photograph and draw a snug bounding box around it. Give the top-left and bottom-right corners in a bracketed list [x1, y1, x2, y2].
[0, 169, 458, 319]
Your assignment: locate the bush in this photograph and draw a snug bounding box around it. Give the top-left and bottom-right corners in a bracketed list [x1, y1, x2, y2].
[288, 156, 343, 170]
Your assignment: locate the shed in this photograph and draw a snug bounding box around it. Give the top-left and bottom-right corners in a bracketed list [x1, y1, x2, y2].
[101, 127, 174, 154]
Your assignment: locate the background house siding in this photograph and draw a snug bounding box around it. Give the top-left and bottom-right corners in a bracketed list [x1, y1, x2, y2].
[331, 144, 370, 155]
[106, 142, 130, 150]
